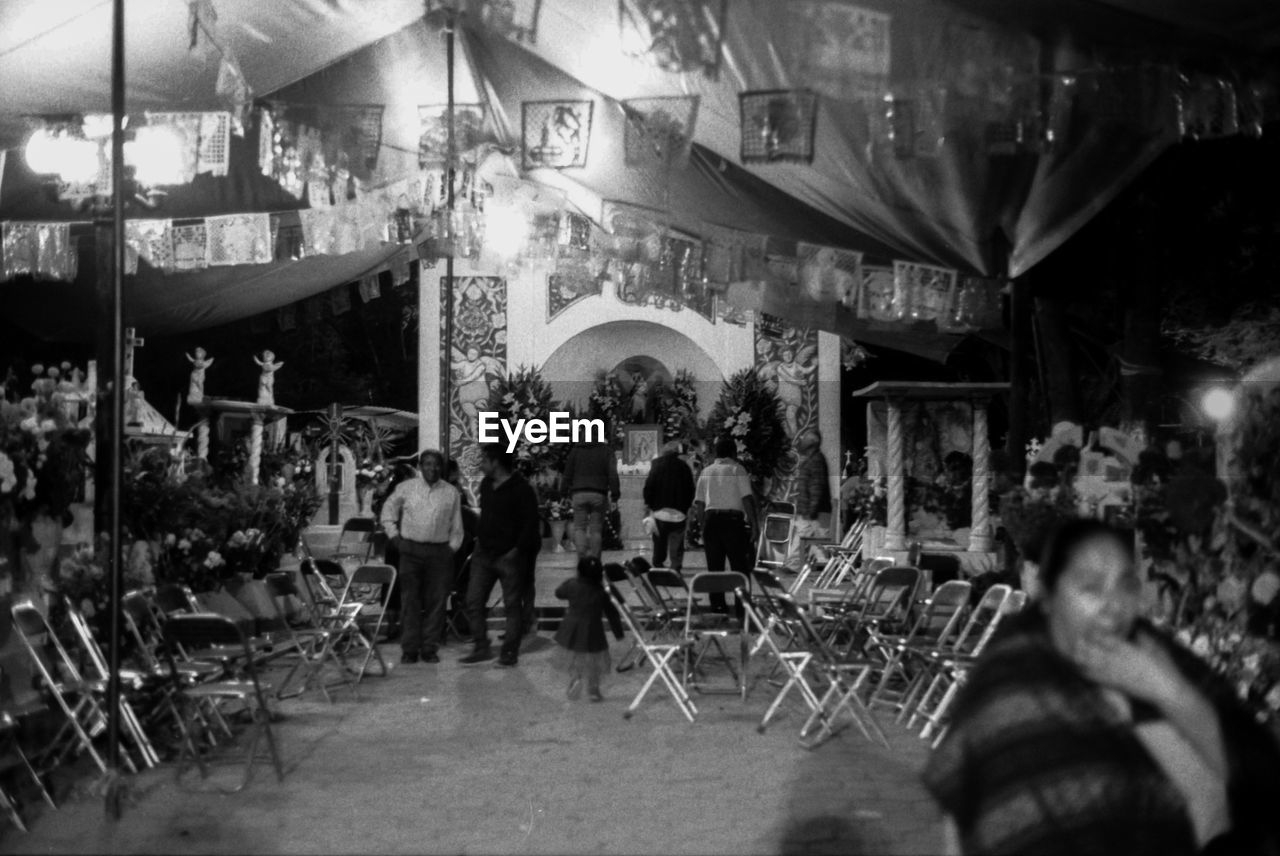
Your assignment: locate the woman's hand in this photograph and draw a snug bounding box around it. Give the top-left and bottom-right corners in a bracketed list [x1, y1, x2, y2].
[1069, 629, 1187, 709]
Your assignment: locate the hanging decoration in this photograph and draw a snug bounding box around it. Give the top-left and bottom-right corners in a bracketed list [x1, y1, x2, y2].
[941, 276, 1004, 331]
[205, 213, 272, 266]
[171, 222, 209, 271]
[358, 273, 382, 302]
[739, 90, 818, 164]
[797, 242, 862, 305]
[1, 222, 76, 282]
[893, 259, 957, 322]
[418, 104, 485, 166]
[858, 264, 899, 322]
[548, 211, 605, 316]
[622, 96, 700, 169]
[522, 100, 593, 169]
[618, 0, 727, 79]
[784, 3, 890, 102]
[1179, 73, 1240, 140]
[125, 219, 175, 274]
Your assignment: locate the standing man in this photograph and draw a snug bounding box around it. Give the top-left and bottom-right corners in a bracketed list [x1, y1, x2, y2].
[380, 449, 464, 664]
[562, 427, 620, 558]
[692, 436, 759, 615]
[643, 439, 695, 575]
[461, 444, 542, 667]
[785, 429, 832, 574]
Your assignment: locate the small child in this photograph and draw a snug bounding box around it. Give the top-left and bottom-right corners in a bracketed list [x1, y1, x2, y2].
[553, 556, 625, 701]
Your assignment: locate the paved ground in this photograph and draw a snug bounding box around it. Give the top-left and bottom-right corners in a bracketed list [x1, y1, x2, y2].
[2, 548, 944, 855]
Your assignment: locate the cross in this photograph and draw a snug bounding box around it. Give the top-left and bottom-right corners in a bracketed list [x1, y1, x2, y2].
[123, 327, 145, 380]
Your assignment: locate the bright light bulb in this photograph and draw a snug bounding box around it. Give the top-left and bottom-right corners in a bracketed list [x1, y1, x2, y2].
[24, 129, 59, 174]
[127, 125, 186, 186]
[484, 205, 529, 259]
[1201, 387, 1235, 423]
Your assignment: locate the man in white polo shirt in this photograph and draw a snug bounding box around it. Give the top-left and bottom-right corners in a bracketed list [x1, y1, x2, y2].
[692, 436, 759, 615]
[380, 449, 464, 664]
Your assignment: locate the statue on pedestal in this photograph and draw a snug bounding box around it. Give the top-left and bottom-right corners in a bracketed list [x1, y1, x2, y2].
[253, 350, 284, 406]
[186, 347, 214, 404]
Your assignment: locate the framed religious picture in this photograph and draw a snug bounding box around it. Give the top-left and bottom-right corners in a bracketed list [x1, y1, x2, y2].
[624, 424, 660, 466]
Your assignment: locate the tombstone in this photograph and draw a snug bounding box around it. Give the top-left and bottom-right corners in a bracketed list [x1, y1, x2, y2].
[313, 443, 360, 525]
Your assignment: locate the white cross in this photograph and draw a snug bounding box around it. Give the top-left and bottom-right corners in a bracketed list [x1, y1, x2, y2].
[123, 327, 145, 380]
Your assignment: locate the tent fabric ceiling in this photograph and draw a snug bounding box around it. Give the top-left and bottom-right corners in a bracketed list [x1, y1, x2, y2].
[1, 0, 1277, 343]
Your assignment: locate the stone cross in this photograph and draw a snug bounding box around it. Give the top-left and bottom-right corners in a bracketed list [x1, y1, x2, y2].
[123, 327, 145, 380]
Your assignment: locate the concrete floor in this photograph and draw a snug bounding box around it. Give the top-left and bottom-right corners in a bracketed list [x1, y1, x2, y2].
[2, 548, 944, 855]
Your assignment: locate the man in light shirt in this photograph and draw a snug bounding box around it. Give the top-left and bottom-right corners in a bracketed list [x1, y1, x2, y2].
[380, 449, 464, 664]
[692, 436, 759, 615]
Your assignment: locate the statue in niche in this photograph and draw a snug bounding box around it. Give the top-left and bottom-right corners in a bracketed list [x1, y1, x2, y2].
[186, 347, 214, 404]
[254, 350, 284, 406]
[630, 371, 650, 423]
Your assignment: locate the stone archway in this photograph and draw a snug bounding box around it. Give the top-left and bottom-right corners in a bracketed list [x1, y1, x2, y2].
[538, 320, 729, 418]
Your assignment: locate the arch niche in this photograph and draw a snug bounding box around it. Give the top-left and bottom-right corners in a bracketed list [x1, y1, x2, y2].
[538, 321, 727, 420]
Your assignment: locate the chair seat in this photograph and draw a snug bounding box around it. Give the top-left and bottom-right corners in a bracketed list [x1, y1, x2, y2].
[686, 614, 740, 633]
[183, 679, 272, 700]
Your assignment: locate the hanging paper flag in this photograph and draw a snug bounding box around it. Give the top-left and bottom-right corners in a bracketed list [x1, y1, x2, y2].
[171, 222, 209, 270]
[197, 112, 231, 177]
[619, 0, 727, 79]
[144, 112, 201, 183]
[320, 104, 384, 178]
[798, 243, 862, 305]
[2, 222, 75, 282]
[308, 178, 333, 208]
[205, 213, 272, 266]
[942, 276, 1004, 331]
[740, 90, 818, 164]
[785, 3, 890, 101]
[215, 49, 252, 126]
[257, 107, 276, 178]
[330, 284, 352, 316]
[273, 216, 305, 261]
[558, 211, 592, 252]
[622, 96, 700, 168]
[298, 208, 337, 256]
[418, 104, 485, 166]
[858, 264, 899, 321]
[601, 200, 666, 263]
[894, 259, 957, 323]
[278, 303, 298, 331]
[358, 273, 382, 302]
[522, 101, 593, 170]
[125, 219, 175, 274]
[391, 250, 413, 287]
[428, 0, 542, 43]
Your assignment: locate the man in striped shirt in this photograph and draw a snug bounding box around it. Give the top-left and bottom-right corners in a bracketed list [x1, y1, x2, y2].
[380, 449, 464, 664]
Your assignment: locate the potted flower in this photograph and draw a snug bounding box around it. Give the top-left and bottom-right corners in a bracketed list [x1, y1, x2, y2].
[707, 368, 788, 499]
[355, 459, 389, 513]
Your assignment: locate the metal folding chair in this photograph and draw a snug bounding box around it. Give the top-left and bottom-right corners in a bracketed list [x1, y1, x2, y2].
[754, 506, 794, 573]
[682, 572, 750, 699]
[865, 579, 972, 714]
[607, 584, 697, 723]
[161, 614, 284, 793]
[262, 573, 358, 703]
[739, 588, 822, 734]
[334, 563, 396, 681]
[0, 695, 56, 833]
[604, 561, 661, 672]
[332, 516, 378, 563]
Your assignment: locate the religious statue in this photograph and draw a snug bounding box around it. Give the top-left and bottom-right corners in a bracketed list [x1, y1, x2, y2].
[630, 371, 649, 422]
[186, 347, 214, 404]
[254, 350, 284, 406]
[125, 377, 144, 427]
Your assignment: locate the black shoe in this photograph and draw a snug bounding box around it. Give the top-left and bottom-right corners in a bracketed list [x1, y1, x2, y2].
[400, 651, 420, 664]
[495, 652, 518, 667]
[421, 652, 440, 664]
[460, 648, 495, 665]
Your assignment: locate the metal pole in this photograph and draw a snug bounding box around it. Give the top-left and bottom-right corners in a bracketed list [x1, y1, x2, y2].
[441, 5, 457, 465]
[104, 0, 127, 818]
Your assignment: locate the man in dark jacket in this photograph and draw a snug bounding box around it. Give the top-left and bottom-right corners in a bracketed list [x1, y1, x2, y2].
[562, 432, 620, 559]
[785, 429, 832, 573]
[642, 439, 695, 574]
[460, 444, 542, 667]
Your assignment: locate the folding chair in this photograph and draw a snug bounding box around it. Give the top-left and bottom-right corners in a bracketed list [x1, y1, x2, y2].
[0, 696, 56, 833]
[604, 561, 660, 672]
[297, 558, 357, 627]
[825, 565, 921, 654]
[638, 568, 692, 639]
[161, 614, 284, 793]
[754, 505, 794, 573]
[789, 518, 866, 593]
[332, 516, 378, 563]
[739, 587, 821, 733]
[865, 579, 972, 714]
[334, 563, 396, 681]
[155, 582, 202, 616]
[262, 573, 358, 704]
[606, 585, 697, 723]
[682, 572, 750, 699]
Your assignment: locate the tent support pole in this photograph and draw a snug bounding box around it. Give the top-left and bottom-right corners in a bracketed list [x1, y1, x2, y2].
[102, 0, 128, 819]
[441, 4, 457, 465]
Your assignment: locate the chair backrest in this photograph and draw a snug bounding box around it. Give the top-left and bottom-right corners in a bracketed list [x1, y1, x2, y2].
[10, 598, 83, 686]
[950, 583, 1011, 657]
[122, 589, 167, 669]
[606, 582, 655, 646]
[755, 511, 793, 570]
[688, 571, 748, 596]
[1005, 590, 1029, 614]
[772, 593, 839, 662]
[348, 563, 396, 589]
[62, 597, 112, 680]
[342, 517, 378, 534]
[643, 568, 689, 616]
[856, 566, 920, 626]
[911, 580, 972, 645]
[264, 571, 301, 600]
[155, 583, 201, 615]
[161, 614, 262, 689]
[339, 564, 397, 639]
[335, 517, 379, 560]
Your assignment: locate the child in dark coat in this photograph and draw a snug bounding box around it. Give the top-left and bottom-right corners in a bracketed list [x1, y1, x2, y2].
[554, 556, 625, 701]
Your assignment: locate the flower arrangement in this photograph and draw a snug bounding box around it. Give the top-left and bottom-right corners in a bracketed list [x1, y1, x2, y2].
[654, 369, 701, 444]
[844, 476, 887, 526]
[540, 497, 573, 522]
[587, 371, 627, 448]
[46, 536, 146, 643]
[487, 365, 571, 476]
[706, 368, 787, 493]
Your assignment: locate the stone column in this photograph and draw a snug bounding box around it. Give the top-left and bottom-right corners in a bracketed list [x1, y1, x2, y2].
[248, 413, 264, 485]
[196, 422, 210, 460]
[969, 399, 993, 552]
[419, 260, 442, 450]
[885, 397, 907, 551]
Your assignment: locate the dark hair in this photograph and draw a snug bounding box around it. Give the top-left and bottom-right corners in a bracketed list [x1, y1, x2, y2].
[480, 443, 513, 470]
[1038, 518, 1132, 592]
[418, 448, 445, 469]
[577, 556, 604, 585]
[714, 436, 737, 459]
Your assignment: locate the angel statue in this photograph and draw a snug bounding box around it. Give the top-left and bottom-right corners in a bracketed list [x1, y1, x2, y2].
[758, 343, 818, 437]
[254, 349, 284, 406]
[452, 346, 503, 435]
[186, 347, 214, 404]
